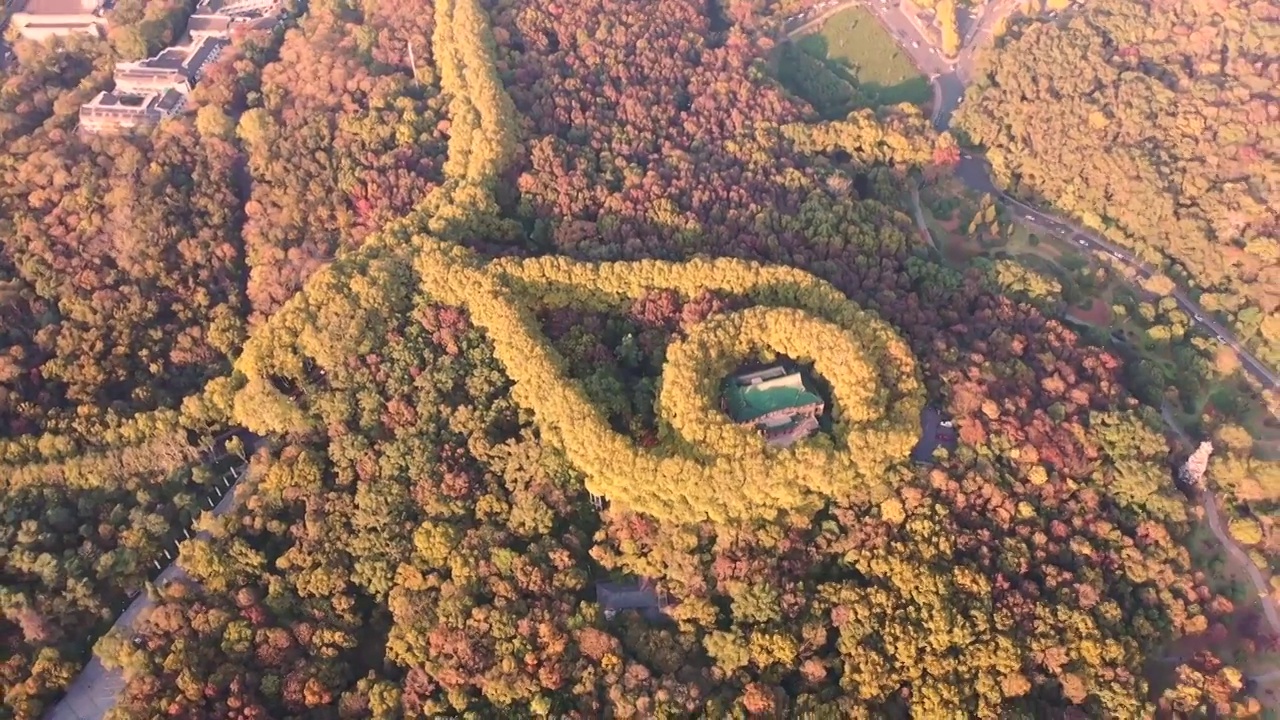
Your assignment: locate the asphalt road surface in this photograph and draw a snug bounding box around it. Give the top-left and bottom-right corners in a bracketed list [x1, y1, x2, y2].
[789, 0, 1276, 388]
[862, 0, 1280, 390]
[1162, 407, 1280, 644]
[44, 464, 247, 720]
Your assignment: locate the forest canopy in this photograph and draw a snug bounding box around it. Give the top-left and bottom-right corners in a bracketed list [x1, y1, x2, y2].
[0, 0, 1266, 716]
[955, 0, 1280, 366]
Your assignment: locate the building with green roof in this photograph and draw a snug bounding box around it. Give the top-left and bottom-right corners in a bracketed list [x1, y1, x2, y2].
[722, 365, 825, 447]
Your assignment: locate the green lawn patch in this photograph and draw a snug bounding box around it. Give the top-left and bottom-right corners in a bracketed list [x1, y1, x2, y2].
[785, 6, 930, 110]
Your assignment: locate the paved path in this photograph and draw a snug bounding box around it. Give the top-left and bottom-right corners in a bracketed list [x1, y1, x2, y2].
[1162, 405, 1280, 641]
[44, 463, 248, 720]
[841, 0, 1280, 679]
[956, 156, 1279, 389]
[908, 183, 937, 250]
[925, 9, 1278, 390]
[1204, 491, 1280, 634]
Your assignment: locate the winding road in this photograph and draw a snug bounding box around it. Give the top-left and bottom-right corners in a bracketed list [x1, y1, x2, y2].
[788, 0, 1280, 684]
[786, 0, 1277, 390]
[888, 0, 1280, 653]
[44, 462, 248, 720]
[1161, 406, 1280, 640]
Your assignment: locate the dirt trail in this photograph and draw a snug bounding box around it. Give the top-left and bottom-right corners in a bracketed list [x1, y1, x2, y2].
[908, 184, 937, 250]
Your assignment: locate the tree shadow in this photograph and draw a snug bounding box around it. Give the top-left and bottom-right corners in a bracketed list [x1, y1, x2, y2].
[794, 28, 932, 108]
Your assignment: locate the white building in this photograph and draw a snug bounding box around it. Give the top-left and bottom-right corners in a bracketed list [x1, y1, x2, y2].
[79, 36, 227, 133]
[7, 0, 107, 41]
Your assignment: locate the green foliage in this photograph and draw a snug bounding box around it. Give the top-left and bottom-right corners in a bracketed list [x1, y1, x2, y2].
[957, 0, 1280, 363]
[241, 239, 924, 523]
[0, 0, 1261, 716]
[775, 43, 857, 118]
[1227, 518, 1263, 546]
[981, 258, 1063, 306]
[784, 104, 947, 169]
[793, 7, 931, 107]
[107, 0, 197, 61]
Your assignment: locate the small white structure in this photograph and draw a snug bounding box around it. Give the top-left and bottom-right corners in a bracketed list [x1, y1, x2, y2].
[1180, 440, 1214, 490]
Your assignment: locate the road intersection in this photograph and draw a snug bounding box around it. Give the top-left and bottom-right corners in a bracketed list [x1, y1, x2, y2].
[785, 0, 1276, 389]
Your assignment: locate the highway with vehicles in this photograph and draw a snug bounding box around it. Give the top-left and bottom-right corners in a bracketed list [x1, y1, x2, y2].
[787, 0, 1277, 390]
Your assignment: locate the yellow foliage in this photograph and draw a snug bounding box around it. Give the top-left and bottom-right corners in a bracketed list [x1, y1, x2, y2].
[783, 105, 941, 169]
[229, 0, 926, 524]
[416, 242, 924, 523]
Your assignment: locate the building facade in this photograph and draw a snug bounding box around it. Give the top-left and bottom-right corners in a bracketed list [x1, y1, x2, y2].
[7, 0, 107, 41]
[79, 35, 228, 133]
[71, 0, 279, 133]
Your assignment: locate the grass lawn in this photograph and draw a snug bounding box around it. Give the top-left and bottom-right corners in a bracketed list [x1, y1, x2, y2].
[791, 7, 931, 108]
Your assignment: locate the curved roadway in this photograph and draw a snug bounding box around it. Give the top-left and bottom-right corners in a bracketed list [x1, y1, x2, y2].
[40, 6, 1279, 719]
[797, 0, 1276, 389]
[792, 0, 1280, 682]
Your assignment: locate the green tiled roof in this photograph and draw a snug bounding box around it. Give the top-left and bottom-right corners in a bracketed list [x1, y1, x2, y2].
[724, 372, 822, 423]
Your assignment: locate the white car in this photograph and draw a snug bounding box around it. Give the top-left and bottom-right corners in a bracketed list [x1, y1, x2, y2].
[1193, 314, 1204, 322]
[940, 420, 954, 428]
[912, 41, 920, 48]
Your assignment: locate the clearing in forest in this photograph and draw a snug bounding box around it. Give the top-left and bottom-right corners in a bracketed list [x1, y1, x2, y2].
[795, 7, 931, 107]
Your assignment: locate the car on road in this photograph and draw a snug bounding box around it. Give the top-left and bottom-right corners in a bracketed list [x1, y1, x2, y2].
[912, 41, 920, 48]
[1193, 314, 1204, 322]
[1110, 251, 1121, 259]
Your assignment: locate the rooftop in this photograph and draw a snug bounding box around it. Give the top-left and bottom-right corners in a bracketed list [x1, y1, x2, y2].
[12, 0, 101, 14]
[195, 0, 281, 16]
[113, 36, 227, 91]
[597, 580, 665, 620]
[724, 367, 823, 424]
[80, 87, 186, 115]
[187, 15, 234, 33]
[141, 48, 189, 71]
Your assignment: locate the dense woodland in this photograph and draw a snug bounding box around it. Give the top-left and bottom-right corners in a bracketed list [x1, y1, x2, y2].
[0, 0, 1274, 716]
[956, 0, 1280, 368]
